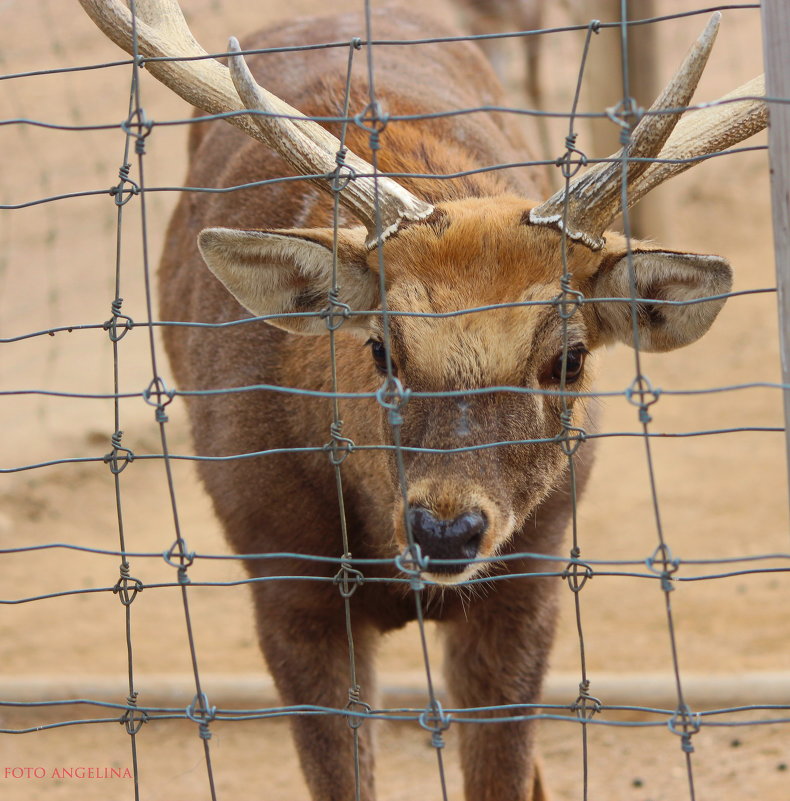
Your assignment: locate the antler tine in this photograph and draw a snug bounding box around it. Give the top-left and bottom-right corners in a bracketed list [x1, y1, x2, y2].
[530, 12, 722, 250]
[225, 38, 434, 244]
[79, 0, 434, 245]
[627, 75, 766, 207]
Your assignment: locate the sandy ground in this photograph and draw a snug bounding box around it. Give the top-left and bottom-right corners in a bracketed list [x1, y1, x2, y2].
[1, 0, 788, 799]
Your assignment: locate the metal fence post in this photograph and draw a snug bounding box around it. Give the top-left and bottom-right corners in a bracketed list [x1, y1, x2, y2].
[761, 0, 790, 508]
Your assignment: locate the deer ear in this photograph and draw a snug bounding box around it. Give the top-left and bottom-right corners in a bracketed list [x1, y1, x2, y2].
[197, 226, 378, 335]
[589, 249, 732, 352]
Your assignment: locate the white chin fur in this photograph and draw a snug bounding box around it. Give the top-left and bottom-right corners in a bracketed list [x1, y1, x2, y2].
[423, 563, 486, 586]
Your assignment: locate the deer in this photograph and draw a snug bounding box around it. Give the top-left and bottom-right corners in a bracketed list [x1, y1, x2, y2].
[80, 1, 766, 799]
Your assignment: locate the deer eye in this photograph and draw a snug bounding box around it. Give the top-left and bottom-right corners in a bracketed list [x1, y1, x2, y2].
[549, 345, 588, 384]
[367, 339, 397, 376]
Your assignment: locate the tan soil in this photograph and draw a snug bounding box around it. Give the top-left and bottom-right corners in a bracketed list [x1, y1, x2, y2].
[0, 1, 788, 800]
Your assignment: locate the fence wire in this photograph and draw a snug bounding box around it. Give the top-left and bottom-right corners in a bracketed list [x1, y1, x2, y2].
[1, 1, 788, 800]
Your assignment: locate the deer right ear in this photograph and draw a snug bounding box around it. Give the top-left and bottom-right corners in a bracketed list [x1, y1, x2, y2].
[589, 249, 733, 352]
[197, 226, 379, 336]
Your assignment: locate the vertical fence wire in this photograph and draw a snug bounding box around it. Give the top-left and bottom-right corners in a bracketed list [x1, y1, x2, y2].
[128, 1, 217, 795]
[362, 2, 451, 795]
[616, 3, 700, 795]
[108, 76, 143, 801]
[329, 35, 367, 801]
[556, 21, 604, 801]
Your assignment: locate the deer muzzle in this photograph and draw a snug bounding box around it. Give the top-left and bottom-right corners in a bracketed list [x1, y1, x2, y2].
[407, 506, 488, 574]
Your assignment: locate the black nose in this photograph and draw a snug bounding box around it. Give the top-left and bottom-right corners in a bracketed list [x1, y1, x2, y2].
[407, 506, 488, 573]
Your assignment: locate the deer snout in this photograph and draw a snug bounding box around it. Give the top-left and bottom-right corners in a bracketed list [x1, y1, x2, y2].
[407, 506, 488, 573]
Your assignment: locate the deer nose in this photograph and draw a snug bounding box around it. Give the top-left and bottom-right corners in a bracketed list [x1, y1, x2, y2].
[407, 506, 488, 573]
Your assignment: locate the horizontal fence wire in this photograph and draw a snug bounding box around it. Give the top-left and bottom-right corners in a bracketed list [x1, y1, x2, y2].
[0, 4, 765, 85]
[1, 1, 788, 800]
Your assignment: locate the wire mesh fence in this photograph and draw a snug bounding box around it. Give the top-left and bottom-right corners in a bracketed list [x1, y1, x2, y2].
[1, 1, 788, 800]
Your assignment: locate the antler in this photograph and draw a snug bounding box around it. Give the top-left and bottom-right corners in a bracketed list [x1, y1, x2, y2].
[78, 0, 434, 245]
[530, 13, 767, 250]
[627, 74, 766, 203]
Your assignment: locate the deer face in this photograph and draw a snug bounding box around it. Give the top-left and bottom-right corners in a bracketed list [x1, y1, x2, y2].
[199, 195, 731, 583]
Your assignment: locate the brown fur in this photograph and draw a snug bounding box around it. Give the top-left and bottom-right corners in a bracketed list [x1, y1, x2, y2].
[159, 7, 732, 801]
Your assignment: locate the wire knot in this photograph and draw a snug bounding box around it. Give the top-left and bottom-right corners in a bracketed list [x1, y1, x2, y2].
[646, 543, 680, 592]
[571, 680, 602, 721]
[554, 281, 585, 320]
[320, 288, 352, 331]
[113, 572, 144, 606]
[345, 685, 371, 730]
[109, 163, 140, 206]
[121, 108, 153, 155]
[186, 692, 216, 740]
[104, 297, 135, 341]
[143, 376, 174, 423]
[375, 375, 410, 426]
[119, 691, 149, 735]
[554, 141, 588, 180]
[333, 558, 364, 598]
[668, 703, 700, 753]
[324, 421, 356, 466]
[331, 147, 359, 194]
[605, 98, 642, 135]
[419, 700, 452, 749]
[557, 410, 586, 457]
[354, 101, 389, 150]
[104, 430, 135, 474]
[562, 554, 593, 592]
[163, 539, 195, 584]
[395, 544, 429, 591]
[625, 375, 660, 424]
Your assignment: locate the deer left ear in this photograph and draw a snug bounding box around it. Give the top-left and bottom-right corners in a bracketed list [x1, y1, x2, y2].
[589, 249, 732, 352]
[197, 226, 377, 336]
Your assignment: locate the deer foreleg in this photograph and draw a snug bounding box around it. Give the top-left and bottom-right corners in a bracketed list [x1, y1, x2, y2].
[251, 581, 378, 801]
[442, 580, 558, 801]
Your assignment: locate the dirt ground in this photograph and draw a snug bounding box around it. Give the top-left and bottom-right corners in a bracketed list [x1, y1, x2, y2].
[1, 1, 788, 800]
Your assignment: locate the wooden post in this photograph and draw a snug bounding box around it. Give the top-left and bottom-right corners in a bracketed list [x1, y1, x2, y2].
[761, 0, 790, 506]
